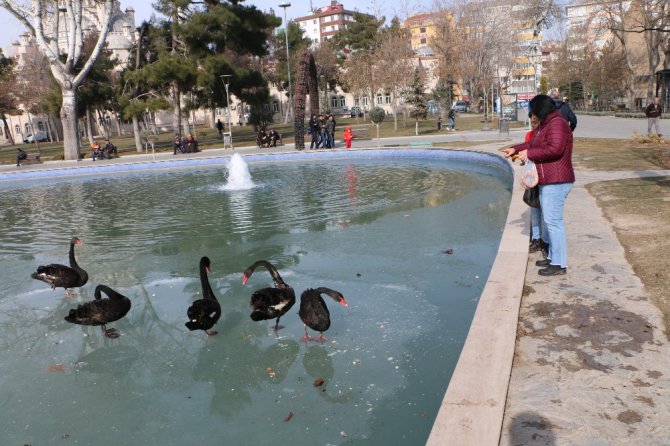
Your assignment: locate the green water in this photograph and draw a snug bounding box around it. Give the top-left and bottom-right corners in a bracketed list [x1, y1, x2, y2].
[0, 156, 510, 445]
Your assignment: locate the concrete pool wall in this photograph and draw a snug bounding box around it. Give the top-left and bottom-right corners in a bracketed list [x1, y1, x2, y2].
[0, 147, 527, 445]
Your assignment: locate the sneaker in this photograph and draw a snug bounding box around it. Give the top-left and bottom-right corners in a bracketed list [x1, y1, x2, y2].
[535, 259, 550, 267]
[538, 265, 567, 276]
[529, 239, 543, 253]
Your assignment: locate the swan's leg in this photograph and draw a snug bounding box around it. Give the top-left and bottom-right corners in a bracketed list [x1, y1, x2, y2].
[64, 288, 76, 298]
[102, 325, 120, 338]
[317, 332, 328, 343]
[273, 317, 284, 331]
[300, 326, 313, 342]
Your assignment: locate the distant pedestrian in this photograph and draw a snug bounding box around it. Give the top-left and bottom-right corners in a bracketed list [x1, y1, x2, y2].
[645, 97, 662, 136]
[325, 115, 336, 148]
[216, 119, 224, 139]
[308, 115, 320, 149]
[549, 88, 577, 132]
[437, 115, 442, 130]
[448, 108, 456, 131]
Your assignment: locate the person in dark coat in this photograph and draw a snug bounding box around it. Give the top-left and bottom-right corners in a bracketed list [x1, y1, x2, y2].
[549, 88, 577, 132]
[645, 97, 662, 136]
[502, 94, 575, 276]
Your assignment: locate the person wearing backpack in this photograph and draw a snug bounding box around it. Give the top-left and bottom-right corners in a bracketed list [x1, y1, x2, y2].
[549, 88, 577, 132]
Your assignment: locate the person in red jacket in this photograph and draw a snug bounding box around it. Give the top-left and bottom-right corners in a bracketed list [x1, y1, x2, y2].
[343, 126, 353, 149]
[502, 94, 575, 276]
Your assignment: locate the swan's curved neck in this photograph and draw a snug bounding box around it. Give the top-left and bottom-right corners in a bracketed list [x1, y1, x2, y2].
[200, 267, 217, 301]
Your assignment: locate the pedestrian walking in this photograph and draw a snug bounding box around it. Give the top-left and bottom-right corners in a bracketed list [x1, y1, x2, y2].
[645, 97, 662, 136]
[216, 119, 224, 139]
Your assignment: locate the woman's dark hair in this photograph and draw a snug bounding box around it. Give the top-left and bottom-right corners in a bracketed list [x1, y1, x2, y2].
[529, 94, 555, 121]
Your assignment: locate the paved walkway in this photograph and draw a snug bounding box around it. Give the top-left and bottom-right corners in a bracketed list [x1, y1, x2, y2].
[4, 115, 670, 445]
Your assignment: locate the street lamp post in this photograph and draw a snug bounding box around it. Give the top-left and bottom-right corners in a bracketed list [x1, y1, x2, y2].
[279, 2, 293, 122]
[220, 74, 233, 149]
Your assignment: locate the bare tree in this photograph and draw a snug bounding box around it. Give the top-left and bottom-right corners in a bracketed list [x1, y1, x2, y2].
[374, 29, 416, 130]
[0, 0, 114, 160]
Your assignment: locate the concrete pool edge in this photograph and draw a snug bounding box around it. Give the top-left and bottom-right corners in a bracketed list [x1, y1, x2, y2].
[426, 163, 527, 446]
[0, 146, 526, 444]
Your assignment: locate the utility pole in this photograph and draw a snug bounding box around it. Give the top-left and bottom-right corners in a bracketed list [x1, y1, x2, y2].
[279, 2, 293, 123]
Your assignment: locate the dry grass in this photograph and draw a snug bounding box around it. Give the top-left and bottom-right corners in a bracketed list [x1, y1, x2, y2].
[575, 135, 670, 333]
[572, 137, 670, 171]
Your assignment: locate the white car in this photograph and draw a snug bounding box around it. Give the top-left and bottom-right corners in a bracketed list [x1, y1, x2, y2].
[23, 131, 49, 143]
[452, 101, 469, 112]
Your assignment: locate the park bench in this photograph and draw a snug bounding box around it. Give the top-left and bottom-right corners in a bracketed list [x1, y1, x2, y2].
[19, 152, 41, 164]
[352, 127, 371, 139]
[25, 153, 41, 162]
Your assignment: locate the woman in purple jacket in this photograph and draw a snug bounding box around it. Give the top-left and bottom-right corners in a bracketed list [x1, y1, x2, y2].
[503, 94, 575, 276]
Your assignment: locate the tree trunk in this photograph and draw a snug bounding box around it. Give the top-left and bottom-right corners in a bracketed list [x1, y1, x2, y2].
[132, 115, 143, 152]
[2, 115, 14, 145]
[85, 106, 94, 143]
[114, 110, 122, 136]
[172, 83, 182, 137]
[393, 97, 398, 131]
[61, 88, 81, 160]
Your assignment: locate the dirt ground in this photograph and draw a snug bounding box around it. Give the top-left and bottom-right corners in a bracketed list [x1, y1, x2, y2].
[575, 137, 670, 335]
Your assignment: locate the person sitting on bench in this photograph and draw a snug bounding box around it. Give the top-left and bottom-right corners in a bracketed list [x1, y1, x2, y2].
[16, 148, 27, 167]
[186, 134, 199, 153]
[257, 129, 269, 148]
[268, 129, 280, 147]
[90, 139, 104, 161]
[103, 139, 118, 158]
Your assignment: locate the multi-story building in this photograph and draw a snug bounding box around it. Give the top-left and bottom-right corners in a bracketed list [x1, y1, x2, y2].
[294, 1, 361, 44]
[405, 13, 438, 54]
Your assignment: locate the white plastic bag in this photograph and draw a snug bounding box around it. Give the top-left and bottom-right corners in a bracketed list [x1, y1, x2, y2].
[521, 160, 539, 188]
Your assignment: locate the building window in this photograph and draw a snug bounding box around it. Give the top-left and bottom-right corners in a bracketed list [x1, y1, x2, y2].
[354, 98, 360, 106]
[272, 101, 279, 112]
[24, 123, 30, 133]
[38, 121, 45, 131]
[362, 97, 369, 107]
[331, 95, 338, 108]
[376, 94, 383, 105]
[420, 38, 426, 44]
[15, 125, 20, 134]
[339, 96, 346, 107]
[385, 94, 392, 104]
[420, 27, 426, 33]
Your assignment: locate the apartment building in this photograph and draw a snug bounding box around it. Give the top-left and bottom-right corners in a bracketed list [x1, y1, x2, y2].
[295, 1, 361, 44]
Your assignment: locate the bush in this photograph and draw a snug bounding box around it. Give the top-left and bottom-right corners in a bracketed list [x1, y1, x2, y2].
[369, 107, 386, 124]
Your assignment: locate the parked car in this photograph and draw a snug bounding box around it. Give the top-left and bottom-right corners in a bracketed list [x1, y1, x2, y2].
[452, 101, 469, 112]
[350, 106, 363, 118]
[23, 131, 50, 143]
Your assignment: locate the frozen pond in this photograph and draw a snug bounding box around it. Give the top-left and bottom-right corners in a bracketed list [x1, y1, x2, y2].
[0, 150, 511, 445]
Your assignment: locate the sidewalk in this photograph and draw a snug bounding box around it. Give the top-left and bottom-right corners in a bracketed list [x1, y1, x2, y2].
[499, 168, 670, 446]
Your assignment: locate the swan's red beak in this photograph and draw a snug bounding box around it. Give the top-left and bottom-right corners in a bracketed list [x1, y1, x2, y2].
[242, 275, 248, 285]
[206, 266, 211, 273]
[340, 298, 349, 308]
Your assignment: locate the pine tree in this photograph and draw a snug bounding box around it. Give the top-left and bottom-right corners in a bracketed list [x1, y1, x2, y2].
[406, 67, 428, 136]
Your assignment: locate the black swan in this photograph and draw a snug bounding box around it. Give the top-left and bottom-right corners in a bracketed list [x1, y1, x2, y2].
[298, 287, 348, 342]
[64, 284, 131, 338]
[242, 260, 295, 330]
[31, 236, 89, 297]
[185, 256, 221, 336]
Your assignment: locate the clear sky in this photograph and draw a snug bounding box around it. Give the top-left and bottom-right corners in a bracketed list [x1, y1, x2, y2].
[0, 0, 432, 53]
